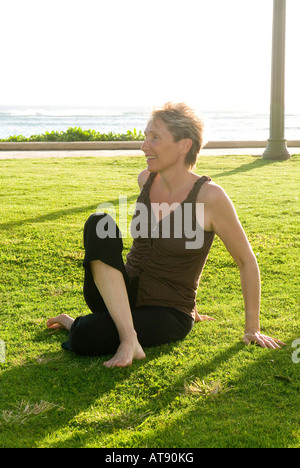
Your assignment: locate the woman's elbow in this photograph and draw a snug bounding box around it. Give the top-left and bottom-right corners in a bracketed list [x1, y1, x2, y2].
[235, 250, 258, 271]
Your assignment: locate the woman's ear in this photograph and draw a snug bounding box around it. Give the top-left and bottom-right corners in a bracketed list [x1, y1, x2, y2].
[180, 138, 193, 156]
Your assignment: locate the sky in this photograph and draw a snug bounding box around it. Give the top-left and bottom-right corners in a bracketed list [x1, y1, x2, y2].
[0, 0, 299, 113]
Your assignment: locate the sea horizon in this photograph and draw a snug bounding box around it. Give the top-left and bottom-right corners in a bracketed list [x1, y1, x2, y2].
[0, 104, 299, 142]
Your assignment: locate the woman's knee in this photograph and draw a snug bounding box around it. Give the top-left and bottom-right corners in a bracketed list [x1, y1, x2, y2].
[84, 212, 121, 240]
[83, 212, 124, 267]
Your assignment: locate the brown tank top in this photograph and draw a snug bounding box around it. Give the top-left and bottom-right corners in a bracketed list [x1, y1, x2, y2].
[125, 172, 215, 318]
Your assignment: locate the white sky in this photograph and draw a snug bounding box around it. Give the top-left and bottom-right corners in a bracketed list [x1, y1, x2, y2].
[0, 0, 299, 112]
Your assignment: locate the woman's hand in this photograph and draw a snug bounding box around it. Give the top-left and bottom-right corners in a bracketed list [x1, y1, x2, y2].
[243, 330, 286, 349]
[194, 311, 215, 322]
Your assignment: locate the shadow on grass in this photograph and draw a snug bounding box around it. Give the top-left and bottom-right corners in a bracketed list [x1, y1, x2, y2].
[211, 156, 278, 179]
[0, 337, 145, 447]
[0, 195, 137, 231]
[128, 337, 299, 448]
[1, 330, 299, 448]
[1, 335, 241, 447]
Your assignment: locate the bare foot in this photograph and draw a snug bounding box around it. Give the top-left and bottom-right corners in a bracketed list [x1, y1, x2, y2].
[103, 338, 146, 368]
[47, 314, 74, 332]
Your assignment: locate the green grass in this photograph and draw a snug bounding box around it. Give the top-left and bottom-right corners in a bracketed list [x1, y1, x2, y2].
[0, 153, 299, 448]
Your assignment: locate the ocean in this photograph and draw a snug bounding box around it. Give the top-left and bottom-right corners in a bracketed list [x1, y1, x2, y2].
[0, 105, 299, 142]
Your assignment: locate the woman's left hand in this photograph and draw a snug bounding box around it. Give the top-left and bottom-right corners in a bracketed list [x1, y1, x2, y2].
[194, 311, 215, 322]
[243, 330, 286, 349]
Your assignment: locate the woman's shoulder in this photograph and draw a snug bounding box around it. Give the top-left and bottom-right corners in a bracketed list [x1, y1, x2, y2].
[137, 169, 151, 190]
[195, 175, 228, 204]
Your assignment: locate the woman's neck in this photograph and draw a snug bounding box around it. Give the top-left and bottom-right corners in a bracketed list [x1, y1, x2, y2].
[150, 168, 199, 205]
[157, 166, 193, 194]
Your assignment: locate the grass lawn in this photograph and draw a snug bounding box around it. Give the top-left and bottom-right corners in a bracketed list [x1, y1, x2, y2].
[0, 153, 299, 448]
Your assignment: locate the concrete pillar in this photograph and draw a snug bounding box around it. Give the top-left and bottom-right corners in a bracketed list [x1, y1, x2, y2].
[263, 0, 291, 160]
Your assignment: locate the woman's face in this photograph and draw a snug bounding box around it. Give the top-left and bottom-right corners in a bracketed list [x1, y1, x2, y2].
[142, 118, 186, 173]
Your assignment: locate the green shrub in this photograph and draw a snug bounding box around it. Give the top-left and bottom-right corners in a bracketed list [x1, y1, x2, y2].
[0, 127, 144, 142]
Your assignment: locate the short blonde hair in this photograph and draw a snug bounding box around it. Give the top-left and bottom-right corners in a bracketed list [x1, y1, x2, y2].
[150, 102, 205, 169]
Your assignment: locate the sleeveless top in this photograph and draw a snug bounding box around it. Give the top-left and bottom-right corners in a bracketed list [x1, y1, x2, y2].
[125, 172, 215, 318]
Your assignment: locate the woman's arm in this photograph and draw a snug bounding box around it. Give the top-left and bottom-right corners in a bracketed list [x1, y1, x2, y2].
[200, 182, 285, 349]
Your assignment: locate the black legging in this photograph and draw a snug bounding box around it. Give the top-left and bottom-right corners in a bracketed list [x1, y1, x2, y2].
[63, 213, 194, 357]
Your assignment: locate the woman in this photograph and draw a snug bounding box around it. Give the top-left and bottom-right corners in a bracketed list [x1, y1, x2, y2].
[47, 102, 285, 367]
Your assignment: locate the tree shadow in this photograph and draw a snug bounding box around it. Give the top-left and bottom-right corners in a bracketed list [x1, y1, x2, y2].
[211, 156, 279, 179]
[0, 323, 180, 448]
[1, 328, 298, 448]
[43, 330, 298, 448]
[0, 336, 148, 447]
[30, 339, 243, 448]
[127, 336, 299, 448]
[0, 195, 138, 231]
